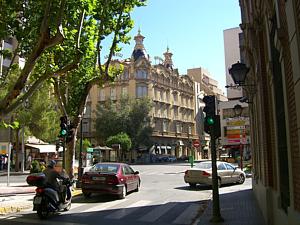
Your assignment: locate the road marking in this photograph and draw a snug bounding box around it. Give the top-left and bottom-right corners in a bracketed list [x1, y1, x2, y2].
[172, 203, 199, 224]
[138, 201, 177, 222]
[78, 199, 128, 216]
[105, 200, 152, 219]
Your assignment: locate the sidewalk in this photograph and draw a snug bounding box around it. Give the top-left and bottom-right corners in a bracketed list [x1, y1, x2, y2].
[195, 188, 266, 225]
[0, 174, 82, 215]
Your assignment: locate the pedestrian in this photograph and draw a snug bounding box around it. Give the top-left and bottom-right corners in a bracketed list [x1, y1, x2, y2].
[26, 154, 32, 170]
[0, 155, 3, 170]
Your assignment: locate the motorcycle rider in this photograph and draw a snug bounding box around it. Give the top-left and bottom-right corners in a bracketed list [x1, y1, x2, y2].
[43, 160, 68, 203]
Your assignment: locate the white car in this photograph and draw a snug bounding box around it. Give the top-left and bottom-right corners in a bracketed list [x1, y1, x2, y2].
[184, 161, 246, 187]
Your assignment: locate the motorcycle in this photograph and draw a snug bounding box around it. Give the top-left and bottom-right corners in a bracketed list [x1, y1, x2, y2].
[26, 173, 73, 219]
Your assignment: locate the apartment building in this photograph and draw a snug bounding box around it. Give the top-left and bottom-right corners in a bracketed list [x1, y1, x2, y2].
[87, 31, 199, 160]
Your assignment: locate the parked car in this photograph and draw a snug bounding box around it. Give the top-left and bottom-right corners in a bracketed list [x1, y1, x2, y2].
[166, 155, 177, 162]
[81, 162, 140, 199]
[184, 161, 246, 188]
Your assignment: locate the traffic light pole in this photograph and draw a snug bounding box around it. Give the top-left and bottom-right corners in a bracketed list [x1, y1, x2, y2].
[62, 136, 66, 169]
[210, 128, 224, 223]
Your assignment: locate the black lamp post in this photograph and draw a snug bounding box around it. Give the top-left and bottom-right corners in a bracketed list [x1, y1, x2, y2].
[228, 61, 250, 86]
[233, 104, 243, 117]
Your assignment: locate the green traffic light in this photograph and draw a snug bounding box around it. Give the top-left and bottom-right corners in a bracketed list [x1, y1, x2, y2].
[60, 129, 67, 136]
[207, 117, 215, 125]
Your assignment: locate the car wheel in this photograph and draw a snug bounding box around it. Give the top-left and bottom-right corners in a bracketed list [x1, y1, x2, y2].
[238, 174, 245, 184]
[82, 190, 92, 198]
[119, 185, 127, 199]
[135, 180, 140, 192]
[189, 183, 197, 188]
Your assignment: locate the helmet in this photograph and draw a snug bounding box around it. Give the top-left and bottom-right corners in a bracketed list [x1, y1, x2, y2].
[48, 160, 56, 168]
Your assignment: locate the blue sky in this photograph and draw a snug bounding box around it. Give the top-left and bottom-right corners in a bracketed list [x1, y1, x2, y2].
[117, 1, 241, 94]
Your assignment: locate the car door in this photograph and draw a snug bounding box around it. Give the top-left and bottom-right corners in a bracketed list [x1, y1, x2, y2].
[224, 163, 237, 183]
[217, 163, 228, 183]
[123, 165, 135, 191]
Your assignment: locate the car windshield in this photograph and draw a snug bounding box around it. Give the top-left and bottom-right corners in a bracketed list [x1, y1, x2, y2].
[90, 164, 119, 173]
[195, 162, 212, 169]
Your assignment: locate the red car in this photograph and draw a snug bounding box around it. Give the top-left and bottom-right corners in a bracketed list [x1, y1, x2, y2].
[81, 162, 140, 199]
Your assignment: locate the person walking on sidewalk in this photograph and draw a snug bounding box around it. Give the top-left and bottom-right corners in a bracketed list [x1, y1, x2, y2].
[26, 154, 32, 170]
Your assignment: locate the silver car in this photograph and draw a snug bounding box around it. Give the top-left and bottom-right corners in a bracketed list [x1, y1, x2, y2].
[184, 161, 246, 187]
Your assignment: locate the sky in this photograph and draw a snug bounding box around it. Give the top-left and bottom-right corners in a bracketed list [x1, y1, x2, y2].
[116, 1, 242, 94]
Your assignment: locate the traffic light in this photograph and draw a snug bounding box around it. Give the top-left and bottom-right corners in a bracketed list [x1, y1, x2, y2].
[203, 95, 216, 134]
[203, 95, 216, 117]
[66, 123, 74, 143]
[59, 116, 68, 137]
[213, 115, 221, 139]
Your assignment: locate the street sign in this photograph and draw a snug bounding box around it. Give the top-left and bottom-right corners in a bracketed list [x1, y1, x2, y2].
[193, 140, 200, 148]
[87, 147, 93, 153]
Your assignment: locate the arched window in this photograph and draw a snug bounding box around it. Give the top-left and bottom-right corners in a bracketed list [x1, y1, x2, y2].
[136, 69, 148, 79]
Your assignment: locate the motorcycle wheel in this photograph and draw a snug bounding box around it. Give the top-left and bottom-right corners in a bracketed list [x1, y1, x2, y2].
[37, 198, 49, 219]
[37, 207, 49, 219]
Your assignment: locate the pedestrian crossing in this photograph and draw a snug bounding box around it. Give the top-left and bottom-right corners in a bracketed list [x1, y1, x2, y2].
[0, 198, 207, 225]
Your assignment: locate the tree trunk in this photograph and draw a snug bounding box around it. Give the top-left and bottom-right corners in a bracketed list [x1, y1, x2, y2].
[15, 128, 20, 172]
[65, 127, 78, 179]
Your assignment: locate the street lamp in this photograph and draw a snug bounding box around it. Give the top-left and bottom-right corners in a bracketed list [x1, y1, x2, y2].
[229, 61, 249, 85]
[233, 104, 243, 117]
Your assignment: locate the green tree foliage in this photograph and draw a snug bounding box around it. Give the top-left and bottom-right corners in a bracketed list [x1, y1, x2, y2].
[95, 97, 153, 149]
[0, 0, 146, 177]
[106, 132, 131, 161]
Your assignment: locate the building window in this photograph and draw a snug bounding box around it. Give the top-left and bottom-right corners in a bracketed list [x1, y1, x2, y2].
[110, 88, 116, 100]
[160, 90, 164, 101]
[173, 93, 178, 104]
[82, 121, 89, 133]
[123, 70, 129, 79]
[99, 89, 105, 101]
[176, 123, 182, 133]
[188, 126, 192, 134]
[136, 69, 148, 79]
[163, 120, 168, 132]
[174, 107, 178, 120]
[121, 86, 128, 96]
[136, 85, 148, 97]
[84, 104, 91, 118]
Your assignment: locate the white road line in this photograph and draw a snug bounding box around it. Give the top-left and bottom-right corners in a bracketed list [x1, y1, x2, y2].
[138, 201, 177, 222]
[78, 199, 128, 216]
[172, 203, 199, 224]
[105, 200, 152, 219]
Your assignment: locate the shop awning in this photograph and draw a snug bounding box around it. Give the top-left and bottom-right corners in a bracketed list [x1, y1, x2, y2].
[26, 144, 62, 153]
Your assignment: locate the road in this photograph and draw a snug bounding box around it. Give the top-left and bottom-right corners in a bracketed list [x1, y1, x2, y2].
[0, 163, 252, 225]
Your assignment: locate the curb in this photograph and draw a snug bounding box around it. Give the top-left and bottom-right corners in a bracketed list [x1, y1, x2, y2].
[0, 204, 32, 215]
[0, 189, 82, 216]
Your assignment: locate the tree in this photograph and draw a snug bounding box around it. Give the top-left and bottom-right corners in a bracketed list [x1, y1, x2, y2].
[127, 98, 153, 149]
[95, 97, 153, 149]
[1, 0, 146, 177]
[106, 132, 131, 161]
[51, 0, 146, 177]
[0, 0, 90, 118]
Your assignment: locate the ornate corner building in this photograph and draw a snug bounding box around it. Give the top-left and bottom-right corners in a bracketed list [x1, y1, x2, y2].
[86, 30, 203, 160]
[239, 1, 300, 224]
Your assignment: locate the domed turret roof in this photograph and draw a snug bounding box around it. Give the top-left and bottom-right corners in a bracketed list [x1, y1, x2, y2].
[131, 29, 149, 61]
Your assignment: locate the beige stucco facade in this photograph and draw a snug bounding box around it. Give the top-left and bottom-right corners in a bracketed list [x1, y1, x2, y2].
[86, 31, 203, 161]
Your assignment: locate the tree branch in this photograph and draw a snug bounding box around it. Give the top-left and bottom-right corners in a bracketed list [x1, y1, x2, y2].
[104, 2, 126, 77]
